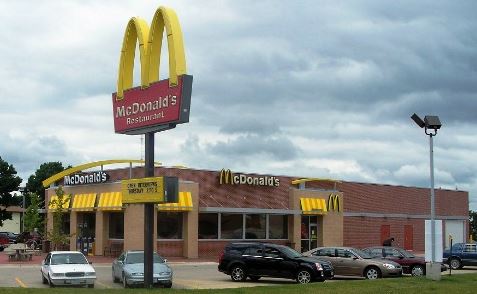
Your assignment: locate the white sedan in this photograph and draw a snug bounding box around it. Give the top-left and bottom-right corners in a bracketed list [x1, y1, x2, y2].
[41, 251, 96, 288]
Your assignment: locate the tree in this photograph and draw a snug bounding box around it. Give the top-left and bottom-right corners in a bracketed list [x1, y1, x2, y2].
[47, 186, 72, 250]
[26, 162, 68, 207]
[0, 156, 22, 227]
[470, 210, 477, 242]
[24, 192, 44, 234]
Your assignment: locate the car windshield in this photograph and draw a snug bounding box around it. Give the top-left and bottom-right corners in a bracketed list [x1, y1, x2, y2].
[125, 252, 164, 264]
[51, 253, 88, 265]
[351, 248, 373, 259]
[396, 248, 415, 258]
[279, 246, 302, 258]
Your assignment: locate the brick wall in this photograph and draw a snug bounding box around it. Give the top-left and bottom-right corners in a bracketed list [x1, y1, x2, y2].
[157, 240, 183, 257]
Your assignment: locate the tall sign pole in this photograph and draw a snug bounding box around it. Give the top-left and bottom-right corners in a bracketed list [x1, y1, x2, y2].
[112, 6, 192, 288]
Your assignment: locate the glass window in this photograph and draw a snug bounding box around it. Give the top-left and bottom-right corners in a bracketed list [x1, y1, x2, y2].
[264, 247, 281, 258]
[301, 217, 309, 239]
[368, 248, 383, 257]
[245, 214, 266, 239]
[157, 212, 183, 239]
[384, 248, 401, 257]
[61, 214, 70, 235]
[244, 247, 262, 256]
[221, 214, 243, 239]
[109, 212, 124, 239]
[464, 244, 477, 253]
[198, 213, 218, 239]
[337, 249, 353, 258]
[269, 215, 288, 239]
[315, 248, 335, 257]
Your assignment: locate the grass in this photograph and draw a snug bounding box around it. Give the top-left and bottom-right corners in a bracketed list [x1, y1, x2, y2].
[1, 274, 477, 294]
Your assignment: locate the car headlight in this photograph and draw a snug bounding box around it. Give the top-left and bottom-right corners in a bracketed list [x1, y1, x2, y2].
[314, 263, 323, 271]
[159, 271, 172, 276]
[131, 272, 144, 276]
[85, 272, 96, 276]
[51, 273, 65, 277]
[383, 263, 396, 269]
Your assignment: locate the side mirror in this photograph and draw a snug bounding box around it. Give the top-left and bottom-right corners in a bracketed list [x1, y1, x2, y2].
[164, 259, 168, 263]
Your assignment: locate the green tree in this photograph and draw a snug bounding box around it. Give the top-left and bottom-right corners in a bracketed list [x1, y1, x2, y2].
[26, 162, 68, 207]
[0, 156, 22, 227]
[47, 186, 72, 250]
[470, 210, 477, 242]
[24, 192, 44, 233]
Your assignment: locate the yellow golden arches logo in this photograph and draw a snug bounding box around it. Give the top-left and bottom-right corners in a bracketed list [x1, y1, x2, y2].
[327, 194, 341, 212]
[116, 6, 186, 99]
[112, 6, 192, 135]
[219, 169, 235, 185]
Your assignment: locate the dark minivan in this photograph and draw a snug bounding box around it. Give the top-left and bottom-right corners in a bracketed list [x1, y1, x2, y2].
[218, 242, 334, 284]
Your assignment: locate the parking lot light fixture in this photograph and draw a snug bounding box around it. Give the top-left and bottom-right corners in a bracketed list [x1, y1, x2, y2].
[411, 113, 442, 280]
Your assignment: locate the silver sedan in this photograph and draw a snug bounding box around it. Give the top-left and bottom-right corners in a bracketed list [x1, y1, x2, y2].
[112, 250, 173, 288]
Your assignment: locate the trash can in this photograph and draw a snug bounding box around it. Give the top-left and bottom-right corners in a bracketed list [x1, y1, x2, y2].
[42, 240, 51, 253]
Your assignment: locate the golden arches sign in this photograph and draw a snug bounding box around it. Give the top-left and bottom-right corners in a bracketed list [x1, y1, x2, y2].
[112, 6, 192, 135]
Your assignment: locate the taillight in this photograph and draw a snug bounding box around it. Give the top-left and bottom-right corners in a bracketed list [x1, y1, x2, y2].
[218, 252, 225, 264]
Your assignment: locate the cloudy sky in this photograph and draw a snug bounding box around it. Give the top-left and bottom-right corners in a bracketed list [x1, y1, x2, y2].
[0, 0, 476, 209]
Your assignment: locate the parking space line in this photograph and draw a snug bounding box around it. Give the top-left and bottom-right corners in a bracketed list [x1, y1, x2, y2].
[96, 281, 111, 288]
[15, 277, 28, 288]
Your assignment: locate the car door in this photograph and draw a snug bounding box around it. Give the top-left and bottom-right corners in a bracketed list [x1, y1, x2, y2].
[262, 246, 285, 278]
[112, 252, 126, 279]
[383, 247, 408, 269]
[336, 249, 362, 276]
[242, 246, 265, 276]
[41, 253, 52, 278]
[462, 244, 477, 266]
[310, 248, 337, 272]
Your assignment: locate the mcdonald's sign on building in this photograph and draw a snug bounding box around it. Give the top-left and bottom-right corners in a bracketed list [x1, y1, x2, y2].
[327, 194, 341, 212]
[112, 6, 192, 135]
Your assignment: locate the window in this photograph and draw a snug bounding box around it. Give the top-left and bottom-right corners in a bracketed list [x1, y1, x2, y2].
[264, 247, 281, 258]
[244, 247, 262, 256]
[198, 213, 218, 239]
[61, 214, 70, 235]
[464, 244, 477, 253]
[109, 212, 124, 239]
[221, 214, 243, 239]
[269, 215, 288, 239]
[368, 248, 383, 257]
[315, 248, 335, 257]
[384, 248, 401, 257]
[245, 214, 266, 239]
[157, 212, 182, 239]
[337, 249, 353, 258]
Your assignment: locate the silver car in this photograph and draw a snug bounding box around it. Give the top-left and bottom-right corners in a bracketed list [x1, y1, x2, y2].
[303, 247, 402, 279]
[112, 250, 173, 288]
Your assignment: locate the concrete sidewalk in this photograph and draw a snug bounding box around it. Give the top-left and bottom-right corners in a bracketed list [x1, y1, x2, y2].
[0, 251, 216, 266]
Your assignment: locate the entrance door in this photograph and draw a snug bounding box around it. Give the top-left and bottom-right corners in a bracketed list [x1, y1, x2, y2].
[381, 225, 390, 245]
[300, 216, 319, 252]
[404, 225, 413, 250]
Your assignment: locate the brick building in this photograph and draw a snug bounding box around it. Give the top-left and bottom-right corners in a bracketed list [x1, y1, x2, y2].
[44, 161, 468, 258]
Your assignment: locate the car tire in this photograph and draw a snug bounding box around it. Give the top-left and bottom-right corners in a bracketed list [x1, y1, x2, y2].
[112, 269, 119, 283]
[411, 265, 425, 276]
[296, 269, 312, 284]
[249, 276, 261, 281]
[164, 283, 172, 288]
[48, 274, 55, 288]
[122, 273, 129, 288]
[42, 274, 48, 284]
[230, 265, 247, 282]
[364, 266, 381, 279]
[450, 258, 462, 270]
[88, 284, 95, 288]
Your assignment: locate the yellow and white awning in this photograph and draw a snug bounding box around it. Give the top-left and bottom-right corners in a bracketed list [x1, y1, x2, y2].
[158, 192, 193, 211]
[48, 195, 71, 210]
[300, 198, 327, 215]
[98, 192, 123, 211]
[71, 193, 97, 211]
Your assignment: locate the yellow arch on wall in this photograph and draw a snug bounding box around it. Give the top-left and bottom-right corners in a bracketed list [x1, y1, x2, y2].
[42, 159, 162, 188]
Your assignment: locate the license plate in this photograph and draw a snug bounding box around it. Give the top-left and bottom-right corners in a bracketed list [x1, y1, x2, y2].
[69, 280, 86, 284]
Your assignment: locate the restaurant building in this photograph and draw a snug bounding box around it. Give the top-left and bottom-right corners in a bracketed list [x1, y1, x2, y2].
[44, 160, 469, 258]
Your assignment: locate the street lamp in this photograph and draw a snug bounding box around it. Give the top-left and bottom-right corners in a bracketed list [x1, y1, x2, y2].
[411, 113, 442, 280]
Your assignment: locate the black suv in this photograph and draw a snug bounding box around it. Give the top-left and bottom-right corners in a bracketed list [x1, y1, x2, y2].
[218, 242, 334, 284]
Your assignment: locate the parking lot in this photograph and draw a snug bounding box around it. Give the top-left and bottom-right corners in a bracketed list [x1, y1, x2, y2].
[1, 259, 477, 289]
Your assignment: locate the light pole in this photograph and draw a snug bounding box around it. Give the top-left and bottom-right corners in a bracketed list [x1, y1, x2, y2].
[411, 113, 442, 280]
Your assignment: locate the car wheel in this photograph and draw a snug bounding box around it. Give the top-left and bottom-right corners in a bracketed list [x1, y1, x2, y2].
[48, 274, 55, 288]
[230, 265, 247, 282]
[164, 282, 172, 288]
[122, 274, 129, 288]
[450, 258, 462, 270]
[88, 284, 95, 288]
[249, 276, 261, 281]
[296, 269, 312, 284]
[112, 269, 119, 283]
[411, 265, 425, 276]
[364, 266, 381, 279]
[42, 274, 48, 284]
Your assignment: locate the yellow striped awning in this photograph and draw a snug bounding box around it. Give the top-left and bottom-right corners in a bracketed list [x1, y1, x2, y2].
[158, 192, 193, 211]
[98, 192, 123, 211]
[300, 198, 327, 215]
[71, 194, 97, 211]
[48, 195, 71, 210]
